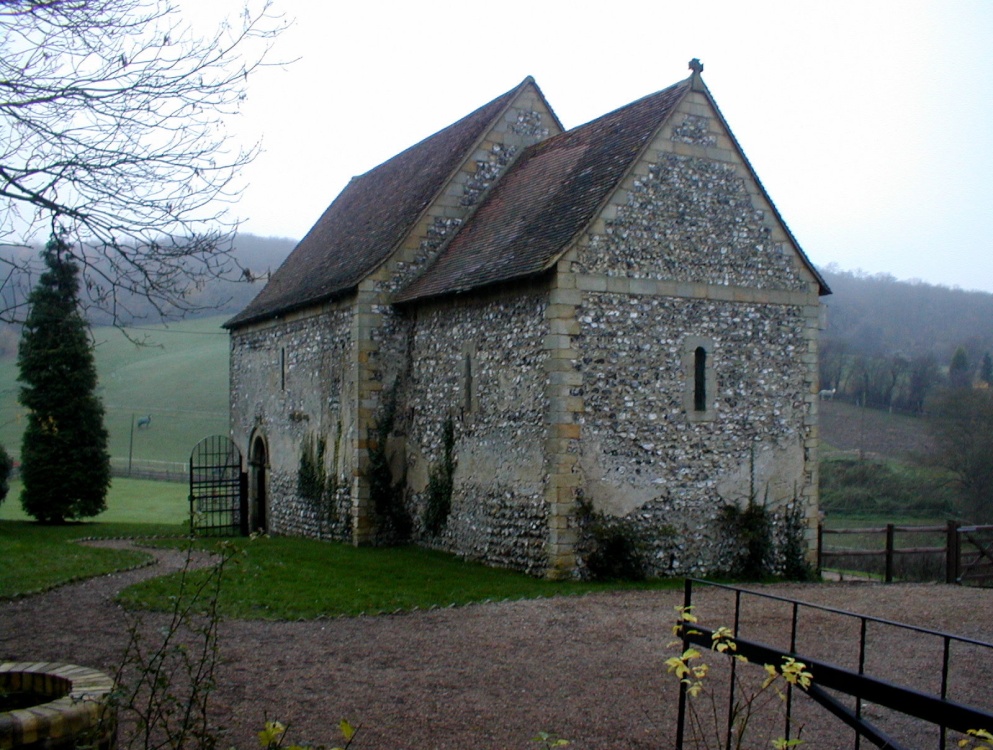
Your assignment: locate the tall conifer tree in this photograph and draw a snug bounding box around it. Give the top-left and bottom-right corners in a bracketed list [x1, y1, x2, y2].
[949, 346, 971, 390]
[18, 235, 110, 523]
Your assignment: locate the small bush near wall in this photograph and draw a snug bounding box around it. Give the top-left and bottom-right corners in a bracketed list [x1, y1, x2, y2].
[578, 498, 654, 581]
[718, 497, 816, 581]
[718, 500, 775, 580]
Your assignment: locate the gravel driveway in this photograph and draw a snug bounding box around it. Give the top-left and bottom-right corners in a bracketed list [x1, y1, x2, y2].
[1, 541, 991, 749]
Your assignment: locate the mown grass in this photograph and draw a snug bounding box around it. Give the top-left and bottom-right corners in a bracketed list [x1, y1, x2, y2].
[0, 478, 189, 597]
[121, 535, 681, 620]
[0, 521, 180, 598]
[0, 477, 190, 524]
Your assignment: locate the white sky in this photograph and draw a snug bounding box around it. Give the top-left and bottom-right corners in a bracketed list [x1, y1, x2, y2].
[214, 0, 993, 293]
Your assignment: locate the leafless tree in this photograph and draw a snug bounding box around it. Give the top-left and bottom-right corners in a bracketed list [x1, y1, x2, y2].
[0, 0, 288, 324]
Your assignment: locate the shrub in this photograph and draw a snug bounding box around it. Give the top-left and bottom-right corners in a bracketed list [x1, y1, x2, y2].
[718, 500, 774, 580]
[820, 457, 956, 517]
[578, 499, 652, 581]
[778, 499, 817, 582]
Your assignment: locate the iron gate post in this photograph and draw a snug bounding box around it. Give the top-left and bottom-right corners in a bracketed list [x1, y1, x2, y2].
[239, 471, 249, 536]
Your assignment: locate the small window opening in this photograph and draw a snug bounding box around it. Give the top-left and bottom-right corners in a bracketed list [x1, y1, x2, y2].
[693, 346, 707, 412]
[280, 347, 286, 391]
[463, 352, 473, 414]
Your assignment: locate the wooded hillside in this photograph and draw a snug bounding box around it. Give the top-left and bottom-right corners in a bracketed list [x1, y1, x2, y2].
[819, 268, 993, 412]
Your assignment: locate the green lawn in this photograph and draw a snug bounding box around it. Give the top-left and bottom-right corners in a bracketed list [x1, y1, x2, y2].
[0, 474, 681, 618]
[0, 521, 164, 598]
[118, 535, 681, 620]
[0, 478, 190, 598]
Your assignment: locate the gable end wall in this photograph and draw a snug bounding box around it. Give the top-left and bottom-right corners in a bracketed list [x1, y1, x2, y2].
[561, 90, 821, 575]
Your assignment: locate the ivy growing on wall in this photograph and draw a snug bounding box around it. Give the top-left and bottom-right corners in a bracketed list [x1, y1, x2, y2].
[367, 382, 411, 544]
[717, 449, 815, 581]
[422, 416, 455, 537]
[718, 499, 774, 580]
[297, 433, 327, 503]
[297, 423, 343, 538]
[778, 494, 816, 581]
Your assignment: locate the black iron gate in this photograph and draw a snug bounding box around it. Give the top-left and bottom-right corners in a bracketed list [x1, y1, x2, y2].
[189, 435, 248, 537]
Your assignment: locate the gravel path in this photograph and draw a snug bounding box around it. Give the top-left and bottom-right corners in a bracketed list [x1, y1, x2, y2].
[1, 541, 991, 749]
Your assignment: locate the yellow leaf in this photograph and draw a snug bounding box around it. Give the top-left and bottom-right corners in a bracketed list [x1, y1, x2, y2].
[257, 721, 286, 748]
[339, 719, 356, 741]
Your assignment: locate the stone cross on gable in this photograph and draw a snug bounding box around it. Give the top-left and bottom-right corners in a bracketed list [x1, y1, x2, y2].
[688, 58, 704, 74]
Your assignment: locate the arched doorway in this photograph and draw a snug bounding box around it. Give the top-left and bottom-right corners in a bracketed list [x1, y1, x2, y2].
[249, 433, 269, 533]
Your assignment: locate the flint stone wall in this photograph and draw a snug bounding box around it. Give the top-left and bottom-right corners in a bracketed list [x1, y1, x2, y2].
[576, 291, 812, 575]
[229, 305, 353, 539]
[578, 127, 808, 293]
[404, 287, 551, 574]
[371, 106, 555, 444]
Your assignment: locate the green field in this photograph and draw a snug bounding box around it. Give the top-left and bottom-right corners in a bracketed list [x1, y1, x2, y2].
[0, 315, 229, 469]
[0, 477, 190, 525]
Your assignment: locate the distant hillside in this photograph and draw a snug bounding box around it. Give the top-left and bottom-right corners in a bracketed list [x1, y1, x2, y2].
[91, 232, 298, 325]
[821, 267, 993, 362]
[818, 268, 993, 412]
[0, 233, 296, 358]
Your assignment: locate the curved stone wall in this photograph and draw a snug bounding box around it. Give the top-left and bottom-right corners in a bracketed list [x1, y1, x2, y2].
[0, 663, 116, 750]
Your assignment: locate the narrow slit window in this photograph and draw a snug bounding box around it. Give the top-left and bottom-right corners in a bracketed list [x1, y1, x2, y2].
[693, 346, 707, 412]
[684, 337, 714, 422]
[280, 347, 286, 391]
[463, 352, 473, 414]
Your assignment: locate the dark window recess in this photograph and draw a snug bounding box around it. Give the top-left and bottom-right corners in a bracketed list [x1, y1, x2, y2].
[464, 352, 473, 413]
[694, 346, 707, 411]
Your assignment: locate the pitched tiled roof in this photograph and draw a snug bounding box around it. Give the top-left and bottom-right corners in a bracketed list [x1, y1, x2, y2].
[225, 79, 535, 328]
[393, 80, 692, 304]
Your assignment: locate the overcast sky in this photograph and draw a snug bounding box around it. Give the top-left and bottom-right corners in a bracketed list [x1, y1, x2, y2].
[215, 0, 993, 293]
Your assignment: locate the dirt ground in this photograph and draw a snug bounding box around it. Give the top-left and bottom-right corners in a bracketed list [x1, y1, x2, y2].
[1, 541, 991, 749]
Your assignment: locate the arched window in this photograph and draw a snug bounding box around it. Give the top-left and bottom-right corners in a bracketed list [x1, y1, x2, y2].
[683, 336, 715, 422]
[694, 346, 707, 412]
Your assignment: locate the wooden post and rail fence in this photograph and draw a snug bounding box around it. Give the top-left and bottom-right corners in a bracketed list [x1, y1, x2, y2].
[818, 521, 993, 586]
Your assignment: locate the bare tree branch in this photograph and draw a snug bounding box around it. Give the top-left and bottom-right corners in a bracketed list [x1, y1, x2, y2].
[0, 0, 290, 324]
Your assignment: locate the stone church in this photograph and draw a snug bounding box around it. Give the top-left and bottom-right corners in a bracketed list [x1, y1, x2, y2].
[225, 61, 829, 578]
